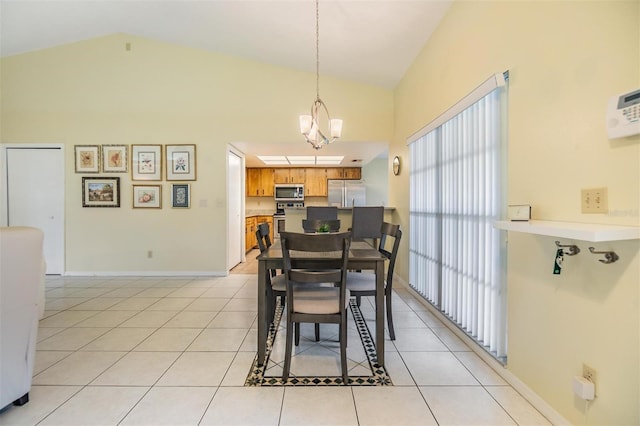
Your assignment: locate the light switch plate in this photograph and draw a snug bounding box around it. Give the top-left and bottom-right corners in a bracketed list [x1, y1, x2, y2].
[508, 205, 531, 221]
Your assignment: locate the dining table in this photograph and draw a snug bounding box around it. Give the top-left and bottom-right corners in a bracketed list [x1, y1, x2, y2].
[256, 239, 387, 367]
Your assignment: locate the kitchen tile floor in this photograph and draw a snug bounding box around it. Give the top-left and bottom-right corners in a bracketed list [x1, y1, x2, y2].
[230, 249, 261, 274]
[0, 271, 552, 425]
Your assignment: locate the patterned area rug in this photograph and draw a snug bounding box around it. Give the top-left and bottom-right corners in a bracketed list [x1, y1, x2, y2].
[246, 300, 392, 386]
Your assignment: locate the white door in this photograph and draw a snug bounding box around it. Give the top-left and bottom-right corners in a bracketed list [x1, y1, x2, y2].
[4, 145, 65, 274]
[227, 148, 243, 270]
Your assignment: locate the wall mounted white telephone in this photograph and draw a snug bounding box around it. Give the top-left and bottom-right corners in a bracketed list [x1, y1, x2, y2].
[607, 88, 640, 139]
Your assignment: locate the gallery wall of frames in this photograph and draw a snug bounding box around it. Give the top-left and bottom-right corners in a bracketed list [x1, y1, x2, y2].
[74, 144, 195, 209]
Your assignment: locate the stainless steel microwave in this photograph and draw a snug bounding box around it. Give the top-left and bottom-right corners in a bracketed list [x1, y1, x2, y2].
[274, 184, 304, 202]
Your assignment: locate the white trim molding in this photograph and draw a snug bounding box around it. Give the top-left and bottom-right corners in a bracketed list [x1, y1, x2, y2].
[407, 72, 507, 144]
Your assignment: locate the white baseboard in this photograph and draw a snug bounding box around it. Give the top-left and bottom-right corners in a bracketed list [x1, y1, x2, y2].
[394, 275, 570, 426]
[62, 271, 228, 277]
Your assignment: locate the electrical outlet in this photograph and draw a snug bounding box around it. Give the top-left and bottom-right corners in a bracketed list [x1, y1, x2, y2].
[147, 250, 153, 259]
[581, 187, 608, 214]
[582, 363, 597, 394]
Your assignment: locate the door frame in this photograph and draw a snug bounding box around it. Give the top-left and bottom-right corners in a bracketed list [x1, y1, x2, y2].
[226, 145, 246, 272]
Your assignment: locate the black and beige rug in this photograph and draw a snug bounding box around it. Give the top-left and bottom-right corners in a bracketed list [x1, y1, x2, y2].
[246, 300, 392, 386]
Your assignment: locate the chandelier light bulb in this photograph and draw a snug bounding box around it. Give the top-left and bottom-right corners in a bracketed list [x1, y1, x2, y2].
[330, 119, 343, 138]
[299, 115, 313, 134]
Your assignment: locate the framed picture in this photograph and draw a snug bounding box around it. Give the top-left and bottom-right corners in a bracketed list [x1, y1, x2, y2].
[166, 144, 196, 181]
[102, 145, 128, 173]
[75, 145, 100, 173]
[82, 177, 120, 207]
[131, 145, 162, 180]
[133, 184, 162, 208]
[171, 184, 190, 208]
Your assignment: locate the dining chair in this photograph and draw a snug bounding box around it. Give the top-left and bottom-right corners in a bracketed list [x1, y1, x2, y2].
[302, 219, 341, 233]
[306, 206, 338, 221]
[350, 206, 384, 247]
[255, 223, 285, 322]
[346, 222, 402, 340]
[280, 231, 352, 384]
[258, 223, 322, 340]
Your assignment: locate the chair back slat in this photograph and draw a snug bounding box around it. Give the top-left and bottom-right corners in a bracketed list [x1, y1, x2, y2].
[256, 222, 278, 278]
[255, 222, 272, 252]
[280, 231, 351, 289]
[379, 222, 402, 295]
[306, 206, 338, 221]
[351, 206, 384, 242]
[289, 269, 342, 284]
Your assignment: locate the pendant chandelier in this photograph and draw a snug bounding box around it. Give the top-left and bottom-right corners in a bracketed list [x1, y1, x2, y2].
[299, 0, 343, 150]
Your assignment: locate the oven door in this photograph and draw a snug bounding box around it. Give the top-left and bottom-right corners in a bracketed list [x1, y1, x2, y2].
[273, 215, 286, 238]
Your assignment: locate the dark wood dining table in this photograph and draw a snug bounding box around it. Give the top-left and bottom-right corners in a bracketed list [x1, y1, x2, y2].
[256, 240, 387, 367]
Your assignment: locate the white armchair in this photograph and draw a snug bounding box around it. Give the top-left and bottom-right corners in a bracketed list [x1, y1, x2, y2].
[0, 226, 45, 409]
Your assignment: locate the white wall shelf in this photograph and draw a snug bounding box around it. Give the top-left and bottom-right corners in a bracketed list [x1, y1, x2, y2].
[493, 220, 640, 242]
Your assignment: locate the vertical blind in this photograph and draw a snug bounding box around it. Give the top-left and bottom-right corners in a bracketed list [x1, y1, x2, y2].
[408, 73, 507, 359]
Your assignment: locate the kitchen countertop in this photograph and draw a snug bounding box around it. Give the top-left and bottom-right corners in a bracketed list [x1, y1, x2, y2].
[282, 207, 396, 233]
[245, 210, 276, 218]
[284, 206, 395, 211]
[246, 207, 396, 219]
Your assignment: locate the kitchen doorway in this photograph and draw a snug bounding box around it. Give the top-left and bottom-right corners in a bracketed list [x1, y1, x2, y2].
[227, 147, 244, 271]
[1, 144, 65, 274]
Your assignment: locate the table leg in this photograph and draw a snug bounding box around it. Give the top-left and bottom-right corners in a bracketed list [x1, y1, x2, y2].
[257, 260, 267, 366]
[375, 259, 385, 366]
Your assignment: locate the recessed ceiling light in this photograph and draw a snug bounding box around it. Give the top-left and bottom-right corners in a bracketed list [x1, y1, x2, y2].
[287, 156, 315, 165]
[257, 155, 289, 165]
[316, 156, 344, 165]
[257, 155, 345, 166]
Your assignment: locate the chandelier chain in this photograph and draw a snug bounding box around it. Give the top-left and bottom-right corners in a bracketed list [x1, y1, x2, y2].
[315, 0, 320, 100]
[299, 0, 342, 149]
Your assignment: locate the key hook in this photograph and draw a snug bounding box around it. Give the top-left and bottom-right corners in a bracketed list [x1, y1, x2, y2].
[588, 247, 619, 264]
[555, 241, 580, 256]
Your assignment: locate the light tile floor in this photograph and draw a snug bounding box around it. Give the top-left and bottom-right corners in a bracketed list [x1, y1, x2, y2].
[0, 273, 553, 426]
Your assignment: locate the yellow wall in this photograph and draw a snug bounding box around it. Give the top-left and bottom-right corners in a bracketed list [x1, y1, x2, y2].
[3, 2, 640, 422]
[1, 34, 393, 274]
[392, 1, 639, 424]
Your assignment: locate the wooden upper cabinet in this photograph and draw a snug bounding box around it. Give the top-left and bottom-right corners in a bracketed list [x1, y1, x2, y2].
[248, 167, 360, 197]
[246, 169, 261, 197]
[274, 168, 306, 184]
[342, 167, 361, 179]
[273, 169, 288, 184]
[246, 168, 274, 197]
[305, 168, 328, 197]
[261, 169, 275, 196]
[326, 167, 361, 180]
[289, 168, 306, 183]
[325, 168, 343, 180]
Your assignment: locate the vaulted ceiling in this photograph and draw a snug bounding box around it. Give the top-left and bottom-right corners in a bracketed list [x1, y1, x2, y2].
[1, 0, 452, 166]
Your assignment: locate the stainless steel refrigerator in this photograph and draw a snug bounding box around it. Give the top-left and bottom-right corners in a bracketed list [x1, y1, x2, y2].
[327, 180, 366, 207]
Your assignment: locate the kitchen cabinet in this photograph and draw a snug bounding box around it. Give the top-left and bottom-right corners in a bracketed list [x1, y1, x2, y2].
[255, 215, 274, 244]
[343, 168, 362, 179]
[246, 215, 274, 252]
[305, 168, 328, 196]
[246, 168, 274, 197]
[245, 216, 257, 252]
[274, 168, 306, 184]
[326, 167, 361, 180]
[247, 167, 361, 197]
